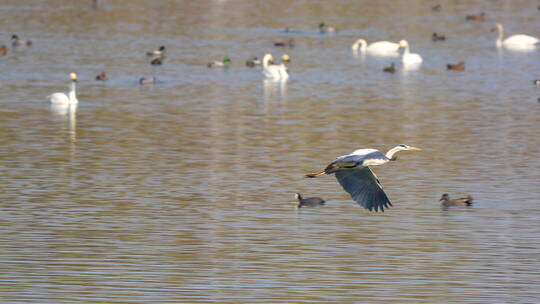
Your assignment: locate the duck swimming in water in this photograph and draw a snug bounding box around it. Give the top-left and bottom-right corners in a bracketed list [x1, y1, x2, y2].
[383, 63, 396, 73]
[11, 34, 32, 47]
[95, 72, 108, 81]
[146, 45, 165, 57]
[447, 61, 465, 71]
[319, 22, 336, 34]
[432, 32, 446, 42]
[465, 12, 486, 21]
[151, 58, 163, 66]
[139, 76, 156, 85]
[274, 38, 294, 48]
[246, 56, 261, 67]
[440, 194, 473, 208]
[207, 57, 231, 68]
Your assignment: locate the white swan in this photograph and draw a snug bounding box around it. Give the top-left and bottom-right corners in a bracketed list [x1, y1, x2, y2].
[351, 39, 401, 56]
[263, 53, 288, 80]
[48, 73, 78, 106]
[398, 40, 423, 65]
[491, 23, 539, 48]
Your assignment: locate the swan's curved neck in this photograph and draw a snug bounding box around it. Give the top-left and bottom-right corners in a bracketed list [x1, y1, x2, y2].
[402, 43, 410, 55]
[496, 25, 504, 47]
[262, 55, 273, 68]
[69, 81, 78, 104]
[352, 39, 367, 52]
[385, 146, 403, 160]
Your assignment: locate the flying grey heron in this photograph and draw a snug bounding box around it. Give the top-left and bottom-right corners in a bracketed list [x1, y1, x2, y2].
[305, 144, 422, 212]
[295, 193, 325, 208]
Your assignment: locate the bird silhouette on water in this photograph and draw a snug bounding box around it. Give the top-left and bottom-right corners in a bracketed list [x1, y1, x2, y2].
[440, 193, 473, 208]
[295, 193, 325, 208]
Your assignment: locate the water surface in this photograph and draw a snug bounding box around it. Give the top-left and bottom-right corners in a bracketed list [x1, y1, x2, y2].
[1, 0, 540, 303]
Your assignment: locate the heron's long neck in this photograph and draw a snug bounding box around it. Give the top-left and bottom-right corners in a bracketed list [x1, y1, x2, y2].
[385, 146, 403, 160]
[69, 81, 78, 104]
[496, 26, 504, 46]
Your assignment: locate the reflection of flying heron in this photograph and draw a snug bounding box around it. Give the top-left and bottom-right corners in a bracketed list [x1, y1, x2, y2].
[306, 145, 422, 212]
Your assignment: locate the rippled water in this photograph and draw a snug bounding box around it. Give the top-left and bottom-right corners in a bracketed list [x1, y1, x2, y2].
[1, 0, 540, 303]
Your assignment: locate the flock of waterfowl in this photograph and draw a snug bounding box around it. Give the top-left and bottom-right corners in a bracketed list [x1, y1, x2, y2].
[297, 11, 538, 211]
[4, 5, 538, 213]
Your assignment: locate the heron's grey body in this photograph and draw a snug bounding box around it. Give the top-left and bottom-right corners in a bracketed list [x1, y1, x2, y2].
[306, 145, 421, 212]
[330, 150, 389, 168]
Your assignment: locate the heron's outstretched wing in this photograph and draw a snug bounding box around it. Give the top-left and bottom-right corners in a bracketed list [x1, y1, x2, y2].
[335, 167, 392, 212]
[325, 151, 388, 172]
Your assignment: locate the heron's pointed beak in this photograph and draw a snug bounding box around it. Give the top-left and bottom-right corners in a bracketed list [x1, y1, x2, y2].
[408, 146, 422, 151]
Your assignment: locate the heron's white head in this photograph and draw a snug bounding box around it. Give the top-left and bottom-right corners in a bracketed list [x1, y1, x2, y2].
[70, 73, 77, 82]
[386, 144, 422, 160]
[294, 193, 302, 200]
[396, 144, 422, 152]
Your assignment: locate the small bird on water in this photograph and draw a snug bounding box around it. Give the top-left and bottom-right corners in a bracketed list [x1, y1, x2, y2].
[11, 34, 32, 47]
[465, 12, 486, 21]
[146, 45, 165, 58]
[207, 57, 231, 68]
[383, 63, 396, 73]
[432, 32, 446, 42]
[95, 72, 108, 81]
[151, 58, 163, 66]
[440, 193, 473, 208]
[319, 22, 336, 34]
[139, 76, 156, 85]
[245, 56, 261, 67]
[447, 61, 465, 71]
[295, 193, 325, 208]
[274, 38, 294, 48]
